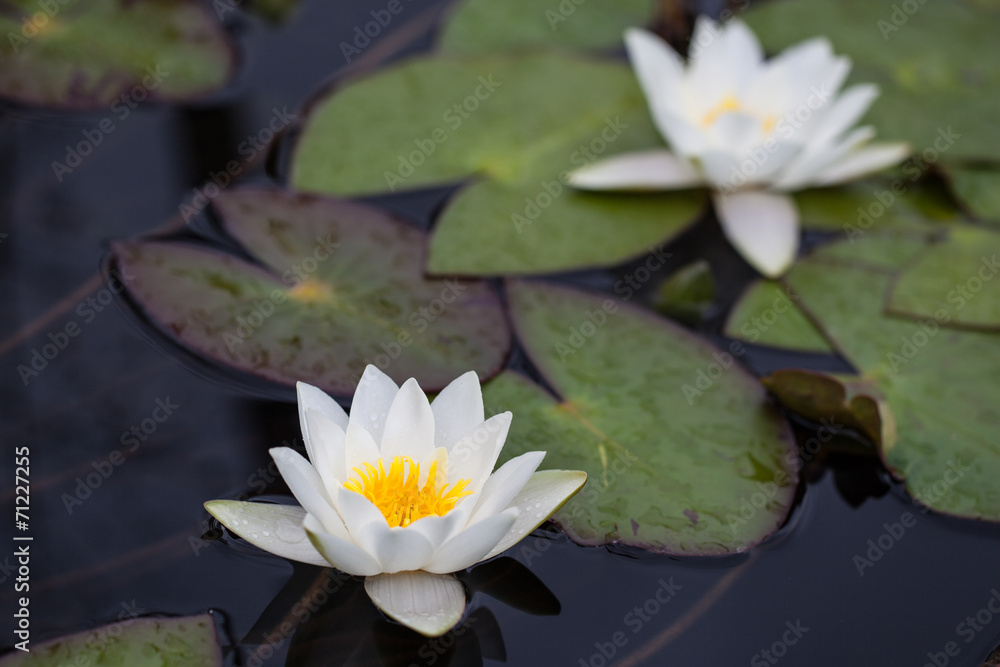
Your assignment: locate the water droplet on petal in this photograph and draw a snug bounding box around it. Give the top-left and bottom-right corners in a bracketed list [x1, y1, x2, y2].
[534, 502, 542, 509]
[262, 531, 270, 537]
[242, 520, 248, 525]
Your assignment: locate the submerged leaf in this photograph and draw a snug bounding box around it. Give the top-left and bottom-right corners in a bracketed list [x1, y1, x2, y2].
[0, 0, 236, 108]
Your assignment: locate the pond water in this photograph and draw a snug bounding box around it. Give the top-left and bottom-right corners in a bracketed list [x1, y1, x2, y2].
[2, 1, 1000, 665]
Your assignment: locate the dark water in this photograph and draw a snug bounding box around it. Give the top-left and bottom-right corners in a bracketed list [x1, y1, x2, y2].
[2, 2, 1000, 665]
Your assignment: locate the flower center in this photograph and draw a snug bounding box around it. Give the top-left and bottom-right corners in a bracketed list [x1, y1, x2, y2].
[288, 279, 334, 304]
[343, 456, 472, 527]
[700, 94, 778, 134]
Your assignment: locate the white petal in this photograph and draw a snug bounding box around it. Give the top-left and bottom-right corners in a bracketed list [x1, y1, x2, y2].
[405, 504, 472, 549]
[304, 409, 347, 498]
[423, 508, 518, 574]
[469, 451, 546, 525]
[483, 470, 588, 560]
[350, 365, 399, 445]
[364, 571, 465, 637]
[431, 371, 484, 450]
[658, 110, 712, 156]
[205, 500, 329, 567]
[624, 27, 686, 122]
[296, 382, 349, 465]
[380, 378, 435, 461]
[713, 191, 800, 278]
[344, 421, 383, 481]
[807, 83, 879, 147]
[568, 150, 701, 190]
[806, 142, 911, 187]
[445, 412, 512, 497]
[773, 126, 875, 191]
[337, 486, 389, 540]
[357, 522, 436, 573]
[303, 513, 382, 576]
[688, 17, 763, 100]
[269, 447, 345, 537]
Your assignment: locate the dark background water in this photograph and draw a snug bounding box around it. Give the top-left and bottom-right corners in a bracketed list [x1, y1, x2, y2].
[2, 1, 1000, 665]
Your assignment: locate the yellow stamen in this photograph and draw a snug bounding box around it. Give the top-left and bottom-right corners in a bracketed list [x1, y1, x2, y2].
[700, 95, 742, 127]
[288, 279, 334, 304]
[343, 456, 473, 527]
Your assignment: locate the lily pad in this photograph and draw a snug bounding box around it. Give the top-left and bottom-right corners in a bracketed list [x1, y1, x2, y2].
[481, 281, 798, 555]
[439, 0, 655, 55]
[724, 280, 834, 353]
[0, 0, 236, 109]
[763, 244, 1000, 521]
[887, 225, 1000, 330]
[0, 613, 222, 666]
[290, 53, 704, 276]
[652, 259, 715, 325]
[112, 187, 511, 395]
[747, 0, 1000, 162]
[945, 167, 1000, 221]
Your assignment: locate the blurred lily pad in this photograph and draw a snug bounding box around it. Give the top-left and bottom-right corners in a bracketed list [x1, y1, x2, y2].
[482, 281, 798, 555]
[0, 0, 236, 109]
[0, 613, 222, 666]
[945, 167, 1000, 221]
[653, 259, 715, 325]
[747, 0, 1000, 163]
[761, 239, 1000, 521]
[439, 0, 655, 55]
[112, 187, 511, 395]
[887, 225, 1000, 330]
[725, 280, 833, 353]
[290, 53, 704, 276]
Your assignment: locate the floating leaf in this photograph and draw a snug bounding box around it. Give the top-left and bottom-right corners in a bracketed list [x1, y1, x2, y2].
[887, 225, 1000, 330]
[440, 0, 655, 55]
[0, 614, 222, 666]
[0, 0, 236, 109]
[747, 0, 1000, 162]
[946, 166, 1000, 221]
[113, 188, 511, 395]
[724, 280, 833, 353]
[290, 53, 704, 276]
[763, 242, 1000, 521]
[482, 281, 797, 555]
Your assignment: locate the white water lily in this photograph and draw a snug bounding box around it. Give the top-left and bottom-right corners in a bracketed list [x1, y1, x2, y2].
[569, 17, 910, 278]
[206, 365, 586, 637]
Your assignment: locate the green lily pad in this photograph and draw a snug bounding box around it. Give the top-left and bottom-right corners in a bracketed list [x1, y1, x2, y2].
[440, 0, 655, 55]
[945, 167, 1000, 221]
[290, 53, 704, 276]
[887, 225, 1000, 330]
[112, 187, 511, 395]
[482, 281, 798, 555]
[747, 0, 1000, 162]
[763, 245, 1000, 521]
[652, 259, 715, 325]
[724, 280, 833, 353]
[0, 613, 222, 667]
[0, 0, 236, 109]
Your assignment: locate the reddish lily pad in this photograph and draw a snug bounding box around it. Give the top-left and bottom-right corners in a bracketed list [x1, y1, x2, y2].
[112, 188, 511, 395]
